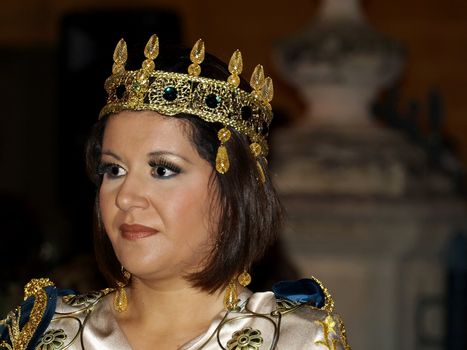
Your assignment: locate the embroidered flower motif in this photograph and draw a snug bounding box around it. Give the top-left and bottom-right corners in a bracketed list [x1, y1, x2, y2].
[63, 291, 102, 307]
[227, 327, 263, 350]
[323, 315, 337, 335]
[315, 314, 350, 350]
[35, 329, 67, 350]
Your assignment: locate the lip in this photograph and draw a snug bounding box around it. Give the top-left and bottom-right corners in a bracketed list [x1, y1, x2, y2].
[119, 223, 158, 241]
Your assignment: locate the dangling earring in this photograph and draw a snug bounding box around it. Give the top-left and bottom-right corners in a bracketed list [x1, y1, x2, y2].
[114, 266, 131, 313]
[223, 270, 252, 312]
[223, 278, 238, 311]
[216, 127, 231, 174]
[237, 270, 252, 288]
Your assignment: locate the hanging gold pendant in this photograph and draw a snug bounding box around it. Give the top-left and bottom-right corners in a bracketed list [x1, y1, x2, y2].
[237, 271, 252, 287]
[216, 145, 230, 174]
[223, 281, 238, 311]
[216, 127, 231, 174]
[113, 283, 128, 313]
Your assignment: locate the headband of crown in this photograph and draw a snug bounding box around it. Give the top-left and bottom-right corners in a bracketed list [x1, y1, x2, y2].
[99, 35, 273, 179]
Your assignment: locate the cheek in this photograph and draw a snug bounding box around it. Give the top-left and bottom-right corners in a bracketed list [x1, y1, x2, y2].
[98, 185, 115, 229]
[166, 185, 214, 237]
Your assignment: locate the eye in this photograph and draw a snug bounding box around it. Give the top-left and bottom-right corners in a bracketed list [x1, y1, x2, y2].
[97, 162, 127, 179]
[149, 160, 181, 179]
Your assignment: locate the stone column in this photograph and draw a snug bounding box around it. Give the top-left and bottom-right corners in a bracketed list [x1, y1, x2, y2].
[271, 1, 466, 349]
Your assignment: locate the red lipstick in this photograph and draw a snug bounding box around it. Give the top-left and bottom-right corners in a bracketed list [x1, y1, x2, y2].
[119, 223, 158, 240]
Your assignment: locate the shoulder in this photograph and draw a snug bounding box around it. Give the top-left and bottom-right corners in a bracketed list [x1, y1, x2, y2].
[0, 278, 110, 350]
[255, 277, 351, 349]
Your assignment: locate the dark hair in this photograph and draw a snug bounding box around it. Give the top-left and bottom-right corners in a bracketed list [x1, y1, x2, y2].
[85, 48, 283, 293]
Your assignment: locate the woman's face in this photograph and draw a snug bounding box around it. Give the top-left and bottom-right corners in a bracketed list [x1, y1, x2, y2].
[99, 110, 218, 284]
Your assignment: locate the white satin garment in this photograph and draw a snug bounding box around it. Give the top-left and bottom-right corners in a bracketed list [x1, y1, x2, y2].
[38, 289, 350, 350]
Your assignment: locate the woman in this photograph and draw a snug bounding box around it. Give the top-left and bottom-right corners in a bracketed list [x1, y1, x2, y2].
[0, 35, 350, 350]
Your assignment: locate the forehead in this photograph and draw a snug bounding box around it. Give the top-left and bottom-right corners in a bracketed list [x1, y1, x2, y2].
[102, 110, 191, 151]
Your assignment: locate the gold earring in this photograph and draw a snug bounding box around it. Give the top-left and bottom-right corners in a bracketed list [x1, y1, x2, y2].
[237, 270, 252, 287]
[223, 279, 238, 311]
[114, 266, 131, 313]
[216, 127, 231, 174]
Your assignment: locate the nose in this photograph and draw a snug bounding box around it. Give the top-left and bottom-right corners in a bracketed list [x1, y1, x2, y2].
[115, 173, 150, 212]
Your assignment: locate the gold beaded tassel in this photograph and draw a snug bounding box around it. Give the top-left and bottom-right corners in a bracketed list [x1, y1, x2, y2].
[216, 127, 231, 174]
[188, 39, 205, 77]
[214, 50, 244, 175]
[249, 74, 274, 183]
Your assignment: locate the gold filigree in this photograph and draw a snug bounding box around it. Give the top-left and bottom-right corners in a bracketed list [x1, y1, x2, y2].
[227, 327, 263, 350]
[35, 329, 67, 350]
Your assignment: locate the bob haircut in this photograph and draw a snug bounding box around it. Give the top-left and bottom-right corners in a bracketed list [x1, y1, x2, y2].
[85, 47, 283, 293]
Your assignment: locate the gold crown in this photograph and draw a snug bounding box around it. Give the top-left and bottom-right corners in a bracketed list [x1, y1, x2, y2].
[99, 35, 273, 177]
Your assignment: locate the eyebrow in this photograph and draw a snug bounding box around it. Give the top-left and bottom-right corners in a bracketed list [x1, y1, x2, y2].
[101, 150, 121, 161]
[148, 151, 193, 164]
[101, 150, 192, 164]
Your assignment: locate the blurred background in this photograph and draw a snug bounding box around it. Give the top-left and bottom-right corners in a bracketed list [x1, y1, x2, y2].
[1, 0, 467, 349]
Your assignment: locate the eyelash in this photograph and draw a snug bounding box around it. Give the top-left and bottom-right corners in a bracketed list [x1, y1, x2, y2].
[149, 158, 181, 178]
[97, 162, 126, 179]
[96, 159, 181, 180]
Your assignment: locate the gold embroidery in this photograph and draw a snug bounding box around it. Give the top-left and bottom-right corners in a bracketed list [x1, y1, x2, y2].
[63, 291, 103, 308]
[309, 276, 335, 313]
[315, 314, 351, 350]
[1, 309, 20, 350]
[23, 279, 54, 300]
[336, 315, 351, 350]
[0, 341, 13, 350]
[274, 298, 301, 315]
[47, 289, 113, 349]
[0, 279, 54, 350]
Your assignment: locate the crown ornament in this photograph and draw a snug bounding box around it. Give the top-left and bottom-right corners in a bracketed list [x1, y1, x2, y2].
[100, 35, 274, 177]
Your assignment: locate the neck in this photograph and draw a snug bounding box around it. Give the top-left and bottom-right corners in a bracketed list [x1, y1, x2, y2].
[117, 277, 226, 330]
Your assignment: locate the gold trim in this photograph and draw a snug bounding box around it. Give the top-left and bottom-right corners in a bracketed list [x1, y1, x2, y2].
[0, 279, 54, 350]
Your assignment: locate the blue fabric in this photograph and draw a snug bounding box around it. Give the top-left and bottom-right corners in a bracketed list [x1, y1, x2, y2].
[0, 286, 77, 350]
[272, 278, 326, 309]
